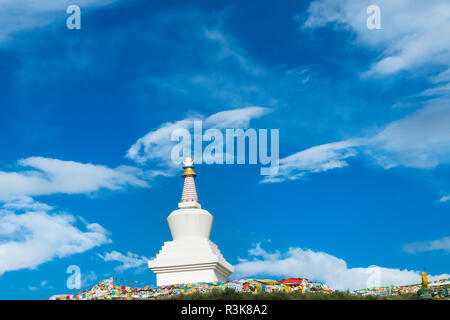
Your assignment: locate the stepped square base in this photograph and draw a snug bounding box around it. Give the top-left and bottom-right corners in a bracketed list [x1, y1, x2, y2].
[150, 263, 230, 286]
[148, 238, 234, 286]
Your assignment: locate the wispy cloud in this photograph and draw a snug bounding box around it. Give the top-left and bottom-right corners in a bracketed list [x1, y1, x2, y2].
[126, 119, 195, 167]
[403, 236, 450, 253]
[418, 83, 450, 98]
[0, 157, 148, 201]
[0, 0, 119, 44]
[133, 11, 282, 112]
[292, 0, 450, 204]
[126, 106, 271, 169]
[203, 28, 265, 76]
[261, 139, 363, 183]
[27, 279, 55, 292]
[1, 196, 53, 212]
[98, 250, 149, 272]
[263, 98, 450, 183]
[235, 243, 450, 290]
[301, 0, 450, 75]
[432, 69, 450, 84]
[0, 198, 111, 274]
[203, 106, 272, 129]
[283, 65, 323, 85]
[369, 99, 450, 169]
[440, 195, 450, 203]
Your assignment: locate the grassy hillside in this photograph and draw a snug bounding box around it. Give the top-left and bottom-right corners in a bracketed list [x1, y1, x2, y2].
[166, 288, 416, 300]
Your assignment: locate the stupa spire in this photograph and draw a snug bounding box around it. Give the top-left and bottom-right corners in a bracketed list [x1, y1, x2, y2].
[179, 156, 201, 209]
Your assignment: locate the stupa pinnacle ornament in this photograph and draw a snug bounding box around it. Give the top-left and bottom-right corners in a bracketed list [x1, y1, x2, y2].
[148, 157, 234, 286]
[179, 156, 200, 208]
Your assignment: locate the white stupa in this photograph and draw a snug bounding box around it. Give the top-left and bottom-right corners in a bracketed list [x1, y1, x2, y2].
[148, 156, 234, 286]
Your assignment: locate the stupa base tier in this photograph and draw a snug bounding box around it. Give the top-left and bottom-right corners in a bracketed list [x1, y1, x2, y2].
[149, 262, 232, 286]
[148, 238, 233, 286]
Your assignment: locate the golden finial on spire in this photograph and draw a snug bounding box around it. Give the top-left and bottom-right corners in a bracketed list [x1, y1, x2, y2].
[182, 156, 196, 177]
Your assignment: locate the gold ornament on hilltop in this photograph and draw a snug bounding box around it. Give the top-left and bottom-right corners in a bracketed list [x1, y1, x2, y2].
[421, 271, 428, 288]
[417, 271, 433, 300]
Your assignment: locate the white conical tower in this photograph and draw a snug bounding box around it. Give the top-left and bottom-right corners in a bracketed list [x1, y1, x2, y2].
[148, 157, 234, 286]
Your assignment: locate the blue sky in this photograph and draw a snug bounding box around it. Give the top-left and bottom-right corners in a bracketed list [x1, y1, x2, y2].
[0, 0, 450, 299]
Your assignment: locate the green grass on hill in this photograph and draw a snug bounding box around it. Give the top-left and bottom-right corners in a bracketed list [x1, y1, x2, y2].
[165, 288, 416, 300]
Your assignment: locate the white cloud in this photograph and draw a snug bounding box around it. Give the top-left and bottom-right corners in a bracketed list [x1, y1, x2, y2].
[234, 244, 450, 290]
[290, 1, 450, 194]
[98, 250, 149, 272]
[0, 200, 111, 275]
[432, 68, 450, 84]
[261, 139, 363, 183]
[419, 83, 450, 98]
[204, 106, 271, 129]
[27, 279, 55, 292]
[0, 0, 119, 44]
[263, 99, 450, 183]
[126, 119, 194, 166]
[403, 237, 450, 253]
[284, 66, 319, 85]
[369, 99, 450, 169]
[203, 29, 265, 76]
[126, 106, 271, 168]
[0, 157, 148, 201]
[440, 195, 450, 203]
[1, 196, 53, 211]
[301, 0, 450, 75]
